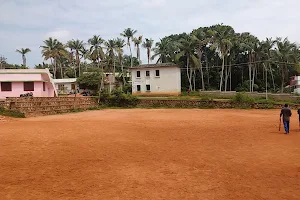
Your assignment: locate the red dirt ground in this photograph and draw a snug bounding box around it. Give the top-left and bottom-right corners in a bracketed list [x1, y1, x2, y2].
[0, 109, 300, 200]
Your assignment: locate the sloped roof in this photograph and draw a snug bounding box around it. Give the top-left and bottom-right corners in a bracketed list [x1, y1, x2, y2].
[129, 63, 180, 69]
[53, 78, 77, 83]
[0, 69, 51, 74]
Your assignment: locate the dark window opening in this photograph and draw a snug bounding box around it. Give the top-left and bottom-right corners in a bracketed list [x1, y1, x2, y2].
[146, 85, 151, 91]
[137, 71, 141, 78]
[155, 70, 160, 77]
[43, 82, 46, 91]
[24, 82, 34, 91]
[137, 85, 141, 92]
[146, 71, 150, 77]
[1, 82, 12, 91]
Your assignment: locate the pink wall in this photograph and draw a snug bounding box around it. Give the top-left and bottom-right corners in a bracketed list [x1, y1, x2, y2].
[0, 74, 42, 81]
[0, 82, 55, 99]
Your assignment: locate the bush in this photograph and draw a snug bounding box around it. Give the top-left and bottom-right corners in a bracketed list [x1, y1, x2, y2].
[100, 89, 139, 107]
[232, 92, 255, 103]
[0, 107, 25, 118]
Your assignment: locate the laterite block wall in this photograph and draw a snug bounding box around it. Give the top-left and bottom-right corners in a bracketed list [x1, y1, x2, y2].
[5, 97, 99, 117]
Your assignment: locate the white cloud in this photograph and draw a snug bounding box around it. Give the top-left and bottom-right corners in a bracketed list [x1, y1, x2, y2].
[0, 0, 300, 67]
[44, 30, 72, 42]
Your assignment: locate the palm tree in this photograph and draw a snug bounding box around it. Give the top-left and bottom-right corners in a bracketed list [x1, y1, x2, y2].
[191, 28, 214, 90]
[115, 38, 126, 85]
[132, 35, 143, 64]
[105, 39, 117, 89]
[120, 28, 137, 67]
[67, 39, 84, 76]
[142, 38, 154, 64]
[175, 36, 200, 91]
[152, 38, 174, 63]
[210, 24, 234, 91]
[273, 37, 297, 92]
[80, 47, 90, 71]
[88, 35, 105, 101]
[40, 37, 66, 78]
[260, 38, 276, 91]
[16, 48, 31, 67]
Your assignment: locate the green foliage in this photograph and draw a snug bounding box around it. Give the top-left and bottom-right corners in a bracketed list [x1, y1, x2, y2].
[232, 92, 255, 103]
[0, 107, 25, 118]
[100, 89, 139, 107]
[77, 72, 100, 90]
[123, 83, 132, 94]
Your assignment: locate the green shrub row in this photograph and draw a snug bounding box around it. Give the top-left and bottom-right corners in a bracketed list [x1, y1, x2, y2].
[99, 89, 139, 107]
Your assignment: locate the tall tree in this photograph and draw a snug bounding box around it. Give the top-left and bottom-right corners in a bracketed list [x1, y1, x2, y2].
[16, 48, 31, 67]
[115, 38, 126, 85]
[88, 35, 105, 101]
[142, 38, 154, 64]
[105, 39, 117, 88]
[67, 39, 84, 76]
[191, 28, 213, 90]
[273, 37, 297, 92]
[120, 28, 137, 67]
[210, 24, 234, 91]
[175, 36, 200, 91]
[40, 37, 66, 78]
[132, 35, 143, 64]
[0, 55, 7, 69]
[152, 38, 174, 63]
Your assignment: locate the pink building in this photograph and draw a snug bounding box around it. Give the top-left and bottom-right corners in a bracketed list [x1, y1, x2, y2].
[0, 69, 57, 99]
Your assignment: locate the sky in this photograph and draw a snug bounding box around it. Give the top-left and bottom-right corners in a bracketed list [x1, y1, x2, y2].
[0, 0, 300, 67]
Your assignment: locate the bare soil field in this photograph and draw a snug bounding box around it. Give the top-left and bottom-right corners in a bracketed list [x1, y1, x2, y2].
[0, 109, 300, 200]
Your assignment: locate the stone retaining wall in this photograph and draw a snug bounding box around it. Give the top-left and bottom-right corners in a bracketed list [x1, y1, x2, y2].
[138, 99, 300, 109]
[4, 97, 98, 117]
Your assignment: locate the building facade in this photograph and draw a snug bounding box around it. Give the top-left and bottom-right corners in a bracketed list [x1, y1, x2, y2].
[53, 78, 78, 94]
[130, 63, 181, 96]
[0, 69, 57, 99]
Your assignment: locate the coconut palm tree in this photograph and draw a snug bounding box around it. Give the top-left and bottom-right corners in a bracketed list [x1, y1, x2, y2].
[88, 35, 105, 101]
[105, 39, 117, 87]
[175, 36, 200, 91]
[142, 38, 154, 64]
[273, 37, 297, 92]
[120, 28, 137, 67]
[260, 38, 276, 91]
[41, 37, 66, 78]
[191, 28, 214, 90]
[132, 35, 143, 64]
[210, 24, 234, 91]
[16, 48, 31, 67]
[67, 39, 84, 76]
[115, 38, 126, 85]
[80, 47, 90, 71]
[152, 38, 174, 63]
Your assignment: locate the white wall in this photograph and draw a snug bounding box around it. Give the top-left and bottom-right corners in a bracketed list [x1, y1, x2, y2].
[131, 67, 181, 94]
[55, 82, 78, 94]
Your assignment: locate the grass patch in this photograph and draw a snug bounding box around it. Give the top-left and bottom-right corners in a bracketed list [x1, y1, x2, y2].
[0, 107, 25, 118]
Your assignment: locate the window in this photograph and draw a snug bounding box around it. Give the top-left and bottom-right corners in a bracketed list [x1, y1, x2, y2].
[155, 70, 160, 77]
[71, 84, 76, 90]
[137, 71, 141, 78]
[146, 71, 150, 77]
[43, 82, 46, 91]
[58, 84, 64, 91]
[1, 82, 12, 91]
[24, 82, 34, 91]
[146, 84, 151, 91]
[137, 85, 141, 92]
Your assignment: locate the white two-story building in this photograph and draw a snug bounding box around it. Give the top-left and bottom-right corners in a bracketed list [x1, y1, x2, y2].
[129, 63, 181, 96]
